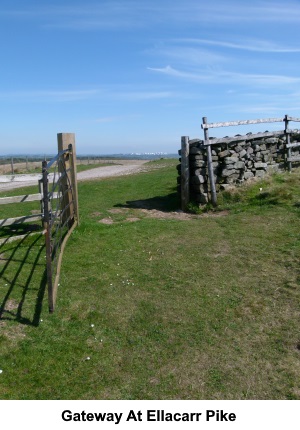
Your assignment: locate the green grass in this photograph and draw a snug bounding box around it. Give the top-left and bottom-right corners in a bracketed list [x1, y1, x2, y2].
[1, 160, 300, 399]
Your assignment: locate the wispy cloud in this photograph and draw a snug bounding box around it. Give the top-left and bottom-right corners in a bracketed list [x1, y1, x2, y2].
[180, 38, 300, 53]
[148, 65, 300, 87]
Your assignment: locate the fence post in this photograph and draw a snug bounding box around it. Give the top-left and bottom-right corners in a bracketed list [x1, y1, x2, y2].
[11, 157, 14, 175]
[181, 136, 190, 211]
[202, 117, 217, 207]
[285, 114, 292, 172]
[57, 133, 78, 226]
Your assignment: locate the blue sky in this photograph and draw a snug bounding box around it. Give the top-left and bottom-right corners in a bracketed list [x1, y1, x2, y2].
[1, 0, 300, 155]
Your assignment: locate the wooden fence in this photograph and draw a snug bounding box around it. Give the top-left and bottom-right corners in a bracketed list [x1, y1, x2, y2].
[0, 181, 44, 242]
[180, 114, 300, 208]
[0, 133, 79, 313]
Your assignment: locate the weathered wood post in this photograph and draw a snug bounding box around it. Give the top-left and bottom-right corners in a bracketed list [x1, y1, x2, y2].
[202, 117, 217, 206]
[57, 133, 79, 226]
[285, 114, 292, 172]
[11, 157, 14, 175]
[181, 136, 190, 211]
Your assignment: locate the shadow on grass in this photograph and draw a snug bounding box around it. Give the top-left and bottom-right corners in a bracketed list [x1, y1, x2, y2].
[115, 192, 180, 212]
[0, 231, 47, 327]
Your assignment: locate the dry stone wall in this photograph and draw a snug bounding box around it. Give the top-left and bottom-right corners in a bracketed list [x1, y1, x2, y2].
[178, 131, 300, 205]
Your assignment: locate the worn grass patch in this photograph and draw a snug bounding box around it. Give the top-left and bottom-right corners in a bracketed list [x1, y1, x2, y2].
[1, 161, 300, 399]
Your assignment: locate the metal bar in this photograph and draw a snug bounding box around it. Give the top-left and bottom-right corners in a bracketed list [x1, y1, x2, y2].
[42, 160, 54, 313]
[46, 148, 70, 170]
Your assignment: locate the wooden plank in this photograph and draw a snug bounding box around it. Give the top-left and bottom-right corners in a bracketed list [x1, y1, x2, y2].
[286, 142, 300, 149]
[0, 231, 43, 245]
[0, 214, 42, 227]
[201, 117, 283, 129]
[287, 156, 300, 162]
[0, 192, 58, 205]
[0, 193, 42, 205]
[203, 130, 285, 146]
[287, 116, 300, 122]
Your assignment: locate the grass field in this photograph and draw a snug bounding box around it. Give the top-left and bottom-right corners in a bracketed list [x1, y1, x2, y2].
[0, 159, 300, 399]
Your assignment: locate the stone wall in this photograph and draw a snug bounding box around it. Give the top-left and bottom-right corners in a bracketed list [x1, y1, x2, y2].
[178, 131, 300, 205]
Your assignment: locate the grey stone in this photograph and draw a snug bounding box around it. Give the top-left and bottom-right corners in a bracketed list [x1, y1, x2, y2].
[234, 161, 245, 170]
[194, 168, 206, 176]
[194, 160, 207, 168]
[190, 154, 205, 160]
[222, 168, 237, 177]
[190, 147, 201, 155]
[244, 171, 254, 179]
[254, 162, 268, 170]
[224, 157, 238, 164]
[191, 174, 205, 184]
[239, 149, 247, 158]
[218, 149, 230, 158]
[265, 138, 278, 144]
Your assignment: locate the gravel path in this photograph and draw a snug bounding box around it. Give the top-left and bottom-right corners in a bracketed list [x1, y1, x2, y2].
[0, 160, 149, 192]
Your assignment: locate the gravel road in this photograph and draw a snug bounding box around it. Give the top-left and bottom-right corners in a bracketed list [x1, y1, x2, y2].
[0, 159, 149, 192]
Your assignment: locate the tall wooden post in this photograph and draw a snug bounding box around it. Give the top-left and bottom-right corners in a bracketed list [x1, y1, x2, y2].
[181, 136, 190, 211]
[57, 133, 79, 226]
[202, 117, 217, 207]
[285, 114, 292, 172]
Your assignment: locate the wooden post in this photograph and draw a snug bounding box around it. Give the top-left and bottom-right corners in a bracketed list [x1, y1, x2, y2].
[181, 136, 190, 211]
[285, 114, 292, 172]
[203, 117, 217, 206]
[57, 133, 77, 226]
[11, 157, 14, 175]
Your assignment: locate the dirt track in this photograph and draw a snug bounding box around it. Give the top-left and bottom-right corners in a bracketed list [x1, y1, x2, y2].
[0, 160, 149, 192]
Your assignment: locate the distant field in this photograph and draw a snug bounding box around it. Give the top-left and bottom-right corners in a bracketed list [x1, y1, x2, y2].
[1, 159, 300, 399]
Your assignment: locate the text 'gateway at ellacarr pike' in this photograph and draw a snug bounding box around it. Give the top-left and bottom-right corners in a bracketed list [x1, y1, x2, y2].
[61, 409, 237, 423]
